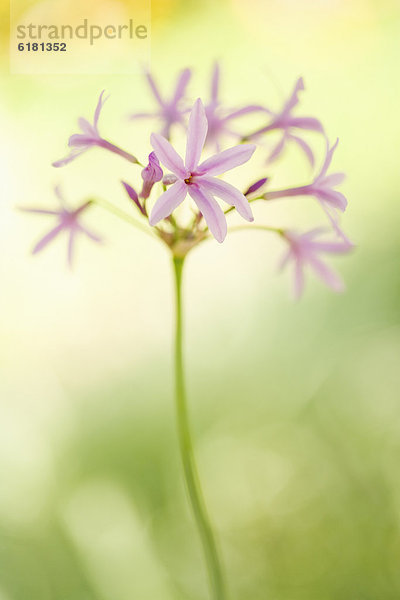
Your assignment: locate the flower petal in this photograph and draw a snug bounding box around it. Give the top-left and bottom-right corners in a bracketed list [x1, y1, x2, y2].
[149, 180, 187, 225]
[288, 133, 315, 167]
[52, 148, 87, 167]
[145, 72, 165, 106]
[211, 62, 220, 103]
[317, 138, 339, 179]
[197, 144, 256, 176]
[321, 172, 346, 187]
[172, 68, 192, 104]
[282, 77, 304, 116]
[185, 99, 208, 171]
[93, 90, 108, 130]
[308, 255, 345, 292]
[224, 105, 269, 121]
[289, 116, 324, 133]
[68, 134, 98, 147]
[32, 223, 64, 254]
[79, 225, 103, 243]
[79, 117, 97, 137]
[151, 133, 187, 178]
[293, 259, 305, 299]
[197, 176, 253, 221]
[318, 189, 348, 211]
[188, 184, 227, 243]
[128, 111, 158, 120]
[310, 240, 353, 254]
[267, 135, 287, 163]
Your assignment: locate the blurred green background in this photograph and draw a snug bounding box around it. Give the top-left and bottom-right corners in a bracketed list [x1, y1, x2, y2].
[1, 0, 400, 598]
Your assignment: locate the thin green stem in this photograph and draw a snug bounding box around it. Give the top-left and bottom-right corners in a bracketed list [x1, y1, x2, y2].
[228, 224, 283, 235]
[173, 256, 227, 600]
[90, 197, 156, 238]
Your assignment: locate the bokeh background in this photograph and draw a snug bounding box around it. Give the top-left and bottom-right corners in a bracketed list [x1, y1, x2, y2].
[1, 0, 400, 598]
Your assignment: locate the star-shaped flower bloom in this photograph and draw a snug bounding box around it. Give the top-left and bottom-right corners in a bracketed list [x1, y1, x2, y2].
[20, 187, 102, 266]
[129, 69, 192, 139]
[249, 78, 324, 165]
[306, 138, 347, 234]
[265, 139, 347, 238]
[204, 62, 267, 150]
[53, 92, 139, 168]
[149, 98, 256, 243]
[280, 228, 352, 298]
[53, 91, 108, 167]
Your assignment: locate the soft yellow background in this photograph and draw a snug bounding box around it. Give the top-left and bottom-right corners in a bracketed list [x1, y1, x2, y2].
[1, 1, 400, 598]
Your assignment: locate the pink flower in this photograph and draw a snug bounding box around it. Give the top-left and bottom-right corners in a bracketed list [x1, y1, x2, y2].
[149, 99, 256, 243]
[20, 186, 102, 267]
[140, 152, 163, 199]
[248, 78, 324, 166]
[266, 139, 347, 237]
[53, 91, 138, 167]
[280, 228, 352, 298]
[121, 181, 147, 216]
[204, 63, 266, 150]
[129, 69, 192, 138]
[306, 138, 347, 235]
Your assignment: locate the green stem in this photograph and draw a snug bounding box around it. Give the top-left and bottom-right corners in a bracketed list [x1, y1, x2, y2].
[172, 256, 227, 600]
[90, 197, 155, 238]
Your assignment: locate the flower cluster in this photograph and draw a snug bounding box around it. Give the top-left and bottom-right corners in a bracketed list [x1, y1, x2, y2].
[23, 63, 353, 297]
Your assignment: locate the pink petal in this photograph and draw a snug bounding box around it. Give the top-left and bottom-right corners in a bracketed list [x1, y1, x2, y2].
[289, 116, 324, 132]
[79, 225, 103, 243]
[145, 72, 165, 107]
[128, 111, 157, 120]
[52, 148, 87, 167]
[185, 99, 208, 171]
[54, 184, 67, 206]
[282, 77, 304, 115]
[93, 90, 108, 130]
[78, 118, 97, 137]
[293, 259, 305, 299]
[150, 133, 187, 178]
[300, 227, 331, 241]
[318, 138, 339, 179]
[321, 172, 346, 187]
[310, 240, 353, 254]
[197, 176, 253, 222]
[188, 184, 227, 243]
[197, 144, 256, 176]
[32, 223, 64, 254]
[224, 105, 269, 121]
[267, 135, 286, 163]
[307, 255, 345, 292]
[278, 247, 292, 271]
[172, 68, 192, 104]
[68, 134, 97, 147]
[67, 232, 75, 267]
[288, 133, 315, 167]
[320, 203, 350, 242]
[211, 62, 220, 103]
[149, 180, 187, 225]
[318, 189, 348, 211]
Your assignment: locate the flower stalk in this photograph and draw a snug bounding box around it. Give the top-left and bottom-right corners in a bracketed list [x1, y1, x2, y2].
[173, 255, 227, 600]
